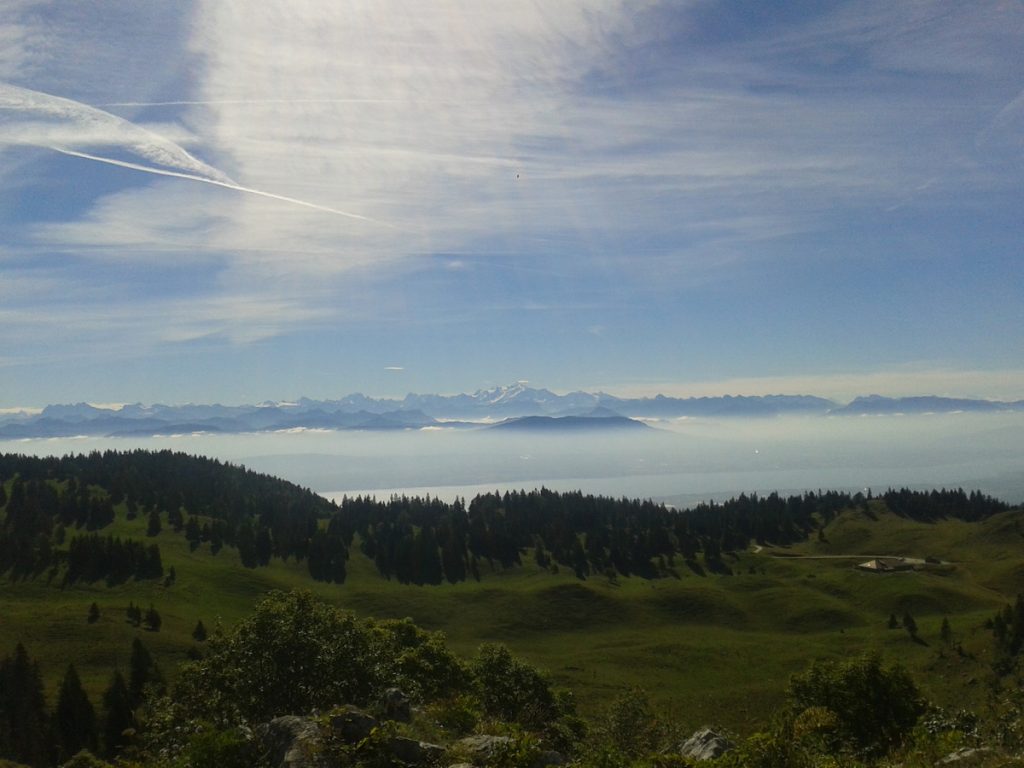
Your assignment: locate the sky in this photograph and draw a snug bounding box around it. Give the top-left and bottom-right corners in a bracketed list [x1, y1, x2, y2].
[1, 0, 1022, 407]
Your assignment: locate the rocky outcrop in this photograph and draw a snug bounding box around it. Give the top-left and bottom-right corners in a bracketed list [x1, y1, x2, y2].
[677, 727, 735, 761]
[937, 746, 996, 766]
[327, 706, 376, 743]
[453, 735, 562, 768]
[382, 687, 413, 722]
[256, 716, 328, 768]
[257, 709, 445, 768]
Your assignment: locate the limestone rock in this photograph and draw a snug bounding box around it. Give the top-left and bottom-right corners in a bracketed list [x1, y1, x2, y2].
[328, 706, 378, 743]
[938, 747, 995, 766]
[388, 735, 445, 764]
[457, 734, 513, 761]
[678, 727, 735, 761]
[382, 687, 413, 723]
[256, 715, 327, 768]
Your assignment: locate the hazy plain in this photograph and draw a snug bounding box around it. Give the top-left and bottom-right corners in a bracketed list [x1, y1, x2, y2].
[2, 412, 1021, 506]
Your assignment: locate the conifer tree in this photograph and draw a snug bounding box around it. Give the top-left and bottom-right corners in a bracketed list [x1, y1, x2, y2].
[192, 619, 207, 642]
[101, 671, 134, 758]
[143, 604, 162, 632]
[146, 508, 161, 537]
[0, 643, 51, 766]
[940, 617, 953, 646]
[903, 610, 918, 639]
[88, 602, 100, 624]
[128, 637, 163, 708]
[54, 663, 98, 761]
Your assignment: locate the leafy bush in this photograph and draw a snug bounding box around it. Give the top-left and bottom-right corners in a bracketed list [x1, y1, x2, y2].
[165, 590, 382, 726]
[470, 643, 558, 729]
[787, 653, 924, 758]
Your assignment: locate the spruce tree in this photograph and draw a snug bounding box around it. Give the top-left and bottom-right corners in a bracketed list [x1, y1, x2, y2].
[101, 671, 134, 758]
[940, 617, 953, 646]
[88, 602, 100, 624]
[54, 663, 98, 761]
[0, 643, 51, 766]
[143, 604, 162, 632]
[146, 508, 161, 537]
[192, 620, 208, 642]
[903, 610, 918, 639]
[128, 637, 164, 709]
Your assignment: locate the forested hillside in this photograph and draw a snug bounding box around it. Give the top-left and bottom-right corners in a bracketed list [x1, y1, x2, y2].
[0, 450, 1009, 588]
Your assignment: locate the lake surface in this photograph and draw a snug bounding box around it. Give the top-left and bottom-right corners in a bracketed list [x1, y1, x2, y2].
[2, 413, 1022, 506]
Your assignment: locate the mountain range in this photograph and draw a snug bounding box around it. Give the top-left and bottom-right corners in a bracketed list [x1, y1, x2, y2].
[0, 385, 1020, 439]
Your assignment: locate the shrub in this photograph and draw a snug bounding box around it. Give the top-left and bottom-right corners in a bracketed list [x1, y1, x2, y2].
[787, 653, 924, 758]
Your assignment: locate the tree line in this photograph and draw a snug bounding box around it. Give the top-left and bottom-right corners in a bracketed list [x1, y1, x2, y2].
[0, 450, 1012, 588]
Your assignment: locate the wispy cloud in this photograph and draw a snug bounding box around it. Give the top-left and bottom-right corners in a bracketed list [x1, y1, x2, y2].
[1, 1, 1021, 404]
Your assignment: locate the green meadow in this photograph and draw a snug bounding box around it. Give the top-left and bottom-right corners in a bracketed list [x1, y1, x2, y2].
[3, 487, 1021, 735]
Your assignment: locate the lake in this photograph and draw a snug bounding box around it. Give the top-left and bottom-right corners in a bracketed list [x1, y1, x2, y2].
[2, 413, 1022, 506]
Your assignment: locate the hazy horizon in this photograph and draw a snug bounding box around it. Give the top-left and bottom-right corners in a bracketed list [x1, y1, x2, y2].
[3, 412, 1021, 506]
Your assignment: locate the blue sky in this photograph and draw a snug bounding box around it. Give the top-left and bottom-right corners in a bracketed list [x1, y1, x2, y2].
[1, 0, 1022, 407]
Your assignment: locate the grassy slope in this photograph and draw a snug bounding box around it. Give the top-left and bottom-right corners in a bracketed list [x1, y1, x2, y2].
[1, 497, 1021, 734]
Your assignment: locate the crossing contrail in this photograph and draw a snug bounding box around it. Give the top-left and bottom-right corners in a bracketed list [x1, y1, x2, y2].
[50, 147, 386, 224]
[1, 82, 387, 225]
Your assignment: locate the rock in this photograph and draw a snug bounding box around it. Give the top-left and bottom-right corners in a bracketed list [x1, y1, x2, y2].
[457, 735, 513, 761]
[678, 727, 735, 761]
[328, 706, 378, 743]
[256, 715, 327, 768]
[387, 736, 445, 764]
[382, 687, 413, 722]
[938, 747, 995, 766]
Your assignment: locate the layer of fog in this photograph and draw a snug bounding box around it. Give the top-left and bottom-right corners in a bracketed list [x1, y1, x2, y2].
[1, 413, 1021, 506]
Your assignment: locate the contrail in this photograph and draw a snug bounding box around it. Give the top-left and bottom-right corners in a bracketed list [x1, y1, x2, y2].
[1, 81, 390, 226]
[50, 147, 387, 225]
[0, 82, 231, 183]
[100, 98, 400, 107]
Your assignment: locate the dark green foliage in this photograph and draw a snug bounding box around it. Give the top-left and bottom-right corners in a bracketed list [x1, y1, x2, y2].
[64, 534, 163, 584]
[128, 638, 164, 709]
[592, 688, 660, 758]
[101, 671, 133, 758]
[167, 590, 382, 725]
[470, 643, 559, 729]
[192, 620, 207, 642]
[787, 653, 924, 757]
[125, 602, 141, 628]
[367, 618, 469, 702]
[143, 605, 162, 632]
[146, 508, 161, 537]
[59, 750, 113, 768]
[54, 664, 98, 762]
[902, 611, 918, 638]
[87, 602, 100, 624]
[0, 643, 51, 767]
[887, 613, 899, 629]
[940, 617, 953, 645]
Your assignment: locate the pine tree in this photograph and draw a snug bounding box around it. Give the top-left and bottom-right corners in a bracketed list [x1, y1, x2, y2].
[101, 670, 134, 758]
[0, 643, 52, 766]
[903, 610, 918, 639]
[143, 604, 162, 632]
[88, 602, 100, 624]
[192, 619, 207, 642]
[887, 613, 899, 630]
[940, 617, 953, 646]
[146, 508, 161, 537]
[54, 663, 98, 761]
[128, 637, 164, 708]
